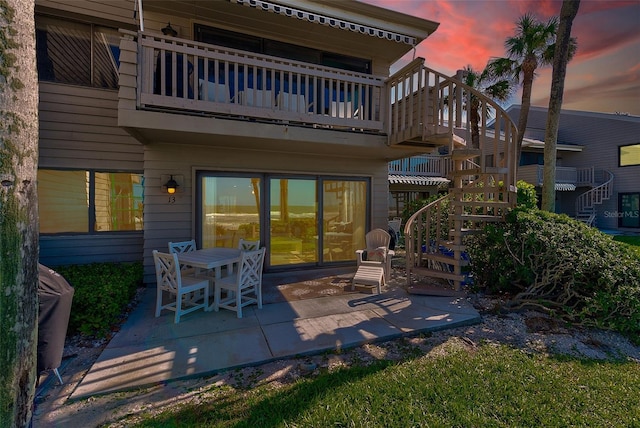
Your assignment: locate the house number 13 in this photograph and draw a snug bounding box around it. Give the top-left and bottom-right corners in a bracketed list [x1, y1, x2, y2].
[168, 196, 176, 204]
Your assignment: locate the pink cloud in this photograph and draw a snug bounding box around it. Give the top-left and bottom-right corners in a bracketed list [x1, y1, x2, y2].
[364, 0, 640, 115]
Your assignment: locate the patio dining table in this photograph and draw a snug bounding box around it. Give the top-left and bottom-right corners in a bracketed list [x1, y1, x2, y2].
[177, 247, 242, 280]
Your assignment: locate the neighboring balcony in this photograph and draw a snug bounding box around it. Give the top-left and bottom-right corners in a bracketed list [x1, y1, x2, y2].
[388, 155, 454, 177]
[118, 30, 386, 137]
[518, 165, 597, 190]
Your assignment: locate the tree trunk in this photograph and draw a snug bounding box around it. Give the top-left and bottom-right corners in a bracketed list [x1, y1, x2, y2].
[541, 0, 581, 212]
[0, 1, 39, 427]
[516, 55, 537, 163]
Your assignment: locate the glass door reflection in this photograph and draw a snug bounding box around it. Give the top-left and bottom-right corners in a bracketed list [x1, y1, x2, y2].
[269, 178, 317, 266]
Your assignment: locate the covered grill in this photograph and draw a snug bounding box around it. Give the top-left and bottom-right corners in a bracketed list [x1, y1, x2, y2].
[38, 264, 74, 384]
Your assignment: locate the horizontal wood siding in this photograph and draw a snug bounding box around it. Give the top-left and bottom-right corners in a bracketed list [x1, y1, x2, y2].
[36, 0, 135, 26]
[142, 142, 388, 283]
[39, 82, 144, 266]
[40, 233, 143, 266]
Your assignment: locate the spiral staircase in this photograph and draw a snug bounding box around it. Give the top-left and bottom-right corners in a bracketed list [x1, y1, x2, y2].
[575, 169, 614, 227]
[386, 58, 519, 292]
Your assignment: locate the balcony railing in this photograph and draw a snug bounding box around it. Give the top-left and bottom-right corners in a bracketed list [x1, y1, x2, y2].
[123, 31, 385, 131]
[388, 155, 453, 177]
[518, 165, 599, 187]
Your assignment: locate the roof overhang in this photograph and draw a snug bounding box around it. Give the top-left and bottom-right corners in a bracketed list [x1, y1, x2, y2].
[137, 0, 438, 64]
[231, 0, 431, 46]
[522, 138, 583, 152]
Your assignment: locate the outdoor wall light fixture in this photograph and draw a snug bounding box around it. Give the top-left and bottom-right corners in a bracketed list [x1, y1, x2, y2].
[161, 22, 178, 37]
[164, 175, 179, 194]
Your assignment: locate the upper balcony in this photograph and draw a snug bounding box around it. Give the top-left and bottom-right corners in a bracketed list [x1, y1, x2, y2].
[117, 27, 516, 172]
[120, 30, 385, 130]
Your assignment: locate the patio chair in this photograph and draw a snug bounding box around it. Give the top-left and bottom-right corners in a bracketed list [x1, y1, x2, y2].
[153, 250, 210, 324]
[388, 217, 402, 248]
[238, 239, 260, 251]
[331, 100, 360, 119]
[198, 79, 231, 103]
[214, 247, 265, 318]
[355, 228, 394, 285]
[238, 89, 274, 108]
[168, 240, 198, 275]
[276, 92, 311, 113]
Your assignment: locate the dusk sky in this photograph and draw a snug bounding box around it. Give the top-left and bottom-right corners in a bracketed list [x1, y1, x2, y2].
[363, 0, 640, 116]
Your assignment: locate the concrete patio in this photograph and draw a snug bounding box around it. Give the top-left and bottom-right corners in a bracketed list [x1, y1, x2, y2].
[70, 274, 481, 400]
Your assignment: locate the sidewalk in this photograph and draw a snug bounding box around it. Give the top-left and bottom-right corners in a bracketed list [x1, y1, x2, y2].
[70, 282, 481, 400]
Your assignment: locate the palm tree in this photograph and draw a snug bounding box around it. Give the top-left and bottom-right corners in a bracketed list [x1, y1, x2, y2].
[542, 0, 581, 212]
[460, 65, 513, 148]
[488, 13, 577, 160]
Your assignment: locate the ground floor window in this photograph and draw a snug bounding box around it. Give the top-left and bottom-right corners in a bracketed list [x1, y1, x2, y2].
[38, 169, 144, 234]
[619, 193, 640, 228]
[196, 172, 369, 269]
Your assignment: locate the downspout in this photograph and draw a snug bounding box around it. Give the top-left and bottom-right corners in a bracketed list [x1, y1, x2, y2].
[134, 0, 144, 31]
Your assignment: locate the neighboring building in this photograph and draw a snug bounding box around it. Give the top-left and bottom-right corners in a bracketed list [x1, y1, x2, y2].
[509, 105, 640, 231]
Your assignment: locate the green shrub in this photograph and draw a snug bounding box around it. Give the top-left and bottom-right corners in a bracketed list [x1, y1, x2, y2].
[516, 180, 538, 209]
[468, 208, 640, 343]
[56, 262, 143, 338]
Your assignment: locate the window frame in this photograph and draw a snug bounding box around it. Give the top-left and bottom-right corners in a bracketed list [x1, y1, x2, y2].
[38, 168, 144, 235]
[195, 170, 370, 269]
[618, 143, 640, 167]
[35, 14, 121, 89]
[618, 192, 640, 228]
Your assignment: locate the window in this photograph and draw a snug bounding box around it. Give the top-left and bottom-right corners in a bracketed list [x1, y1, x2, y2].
[619, 144, 640, 167]
[520, 152, 544, 166]
[36, 16, 120, 89]
[619, 193, 640, 228]
[38, 170, 144, 234]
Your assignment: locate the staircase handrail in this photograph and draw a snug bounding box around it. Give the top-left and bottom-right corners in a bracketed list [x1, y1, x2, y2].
[386, 58, 519, 190]
[404, 193, 453, 279]
[576, 169, 614, 214]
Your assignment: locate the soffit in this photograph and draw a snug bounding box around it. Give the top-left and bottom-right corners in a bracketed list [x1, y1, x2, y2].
[140, 0, 437, 64]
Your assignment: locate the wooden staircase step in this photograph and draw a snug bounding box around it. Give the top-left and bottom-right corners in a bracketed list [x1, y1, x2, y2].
[451, 148, 481, 160]
[449, 228, 484, 237]
[450, 168, 482, 176]
[450, 187, 506, 194]
[452, 214, 503, 222]
[450, 200, 511, 208]
[421, 252, 469, 266]
[411, 266, 465, 282]
[436, 242, 466, 251]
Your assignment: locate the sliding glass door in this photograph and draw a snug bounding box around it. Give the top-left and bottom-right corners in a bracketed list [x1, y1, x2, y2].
[269, 178, 317, 266]
[197, 172, 368, 269]
[322, 180, 367, 262]
[199, 175, 261, 249]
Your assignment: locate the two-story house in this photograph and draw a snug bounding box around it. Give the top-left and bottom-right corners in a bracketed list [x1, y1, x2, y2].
[36, 0, 519, 287]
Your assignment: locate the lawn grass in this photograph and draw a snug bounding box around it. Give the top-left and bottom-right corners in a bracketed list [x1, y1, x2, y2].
[130, 343, 640, 427]
[613, 235, 640, 247]
[613, 235, 640, 257]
